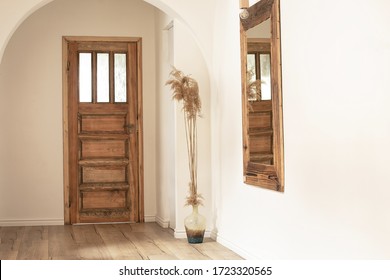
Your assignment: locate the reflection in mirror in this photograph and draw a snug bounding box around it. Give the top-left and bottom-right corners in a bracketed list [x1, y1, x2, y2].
[246, 18, 273, 165]
[240, 0, 284, 191]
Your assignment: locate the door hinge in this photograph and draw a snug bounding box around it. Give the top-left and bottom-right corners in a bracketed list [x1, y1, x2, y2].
[67, 61, 70, 72]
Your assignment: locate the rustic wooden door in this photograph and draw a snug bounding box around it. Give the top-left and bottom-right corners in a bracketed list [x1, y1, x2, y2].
[65, 38, 143, 224]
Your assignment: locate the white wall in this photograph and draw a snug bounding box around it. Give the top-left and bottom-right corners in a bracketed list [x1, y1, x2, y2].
[145, 0, 216, 72]
[212, 0, 390, 259]
[1, 0, 390, 260]
[171, 20, 212, 237]
[154, 9, 212, 235]
[0, 0, 158, 225]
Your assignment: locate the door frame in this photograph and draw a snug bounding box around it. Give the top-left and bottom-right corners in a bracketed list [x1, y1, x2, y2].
[62, 36, 144, 224]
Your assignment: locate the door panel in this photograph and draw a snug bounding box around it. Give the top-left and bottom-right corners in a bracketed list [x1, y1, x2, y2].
[248, 100, 273, 165]
[82, 191, 127, 209]
[81, 166, 127, 183]
[80, 114, 128, 134]
[81, 139, 128, 159]
[66, 38, 142, 224]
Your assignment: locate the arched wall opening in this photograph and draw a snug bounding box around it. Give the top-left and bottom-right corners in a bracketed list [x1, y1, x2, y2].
[0, 0, 211, 235]
[0, 0, 213, 72]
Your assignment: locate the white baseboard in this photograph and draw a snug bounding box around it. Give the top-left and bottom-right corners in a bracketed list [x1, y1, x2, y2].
[0, 216, 164, 226]
[144, 215, 156, 223]
[173, 229, 186, 238]
[215, 234, 256, 260]
[0, 219, 64, 227]
[173, 229, 250, 259]
[155, 216, 170, 228]
[210, 229, 218, 240]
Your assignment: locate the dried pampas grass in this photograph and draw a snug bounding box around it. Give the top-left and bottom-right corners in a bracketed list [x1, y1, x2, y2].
[166, 67, 203, 206]
[166, 67, 202, 118]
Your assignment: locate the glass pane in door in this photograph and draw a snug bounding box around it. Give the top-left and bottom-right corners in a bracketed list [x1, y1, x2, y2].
[114, 53, 127, 103]
[260, 54, 271, 100]
[79, 53, 92, 103]
[97, 53, 110, 103]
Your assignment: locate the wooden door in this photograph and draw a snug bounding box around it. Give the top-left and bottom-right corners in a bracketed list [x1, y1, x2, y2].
[65, 38, 143, 224]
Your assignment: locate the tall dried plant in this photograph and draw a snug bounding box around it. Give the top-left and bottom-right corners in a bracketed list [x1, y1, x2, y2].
[247, 69, 262, 101]
[166, 67, 203, 206]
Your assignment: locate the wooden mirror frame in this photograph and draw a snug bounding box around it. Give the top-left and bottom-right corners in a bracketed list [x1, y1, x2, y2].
[240, 0, 284, 191]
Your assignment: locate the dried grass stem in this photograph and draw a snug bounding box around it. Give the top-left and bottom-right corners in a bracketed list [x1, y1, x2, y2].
[166, 67, 203, 206]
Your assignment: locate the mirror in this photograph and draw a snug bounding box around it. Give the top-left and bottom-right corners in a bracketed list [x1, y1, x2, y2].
[240, 0, 284, 191]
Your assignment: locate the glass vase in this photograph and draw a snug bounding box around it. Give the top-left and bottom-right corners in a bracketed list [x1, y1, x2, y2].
[184, 205, 206, 243]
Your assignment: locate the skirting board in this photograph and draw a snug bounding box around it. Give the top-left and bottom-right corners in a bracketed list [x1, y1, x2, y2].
[214, 234, 257, 260]
[155, 216, 170, 228]
[0, 216, 158, 227]
[0, 219, 64, 227]
[144, 215, 156, 223]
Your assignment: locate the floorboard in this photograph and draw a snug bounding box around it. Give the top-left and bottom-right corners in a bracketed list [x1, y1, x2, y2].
[0, 223, 243, 260]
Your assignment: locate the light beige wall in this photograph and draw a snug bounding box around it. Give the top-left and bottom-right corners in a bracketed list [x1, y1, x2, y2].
[0, 62, 6, 216]
[0, 0, 157, 224]
[0, 0, 217, 69]
[155, 10, 174, 228]
[0, 0, 51, 61]
[246, 18, 271, 39]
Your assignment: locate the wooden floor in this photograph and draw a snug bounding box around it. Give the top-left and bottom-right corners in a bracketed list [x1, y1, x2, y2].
[0, 222, 243, 260]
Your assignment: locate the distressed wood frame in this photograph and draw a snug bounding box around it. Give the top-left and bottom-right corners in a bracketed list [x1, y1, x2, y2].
[240, 0, 284, 191]
[62, 36, 144, 224]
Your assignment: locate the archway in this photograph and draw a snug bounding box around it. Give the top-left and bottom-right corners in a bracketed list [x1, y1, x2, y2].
[0, 0, 212, 236]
